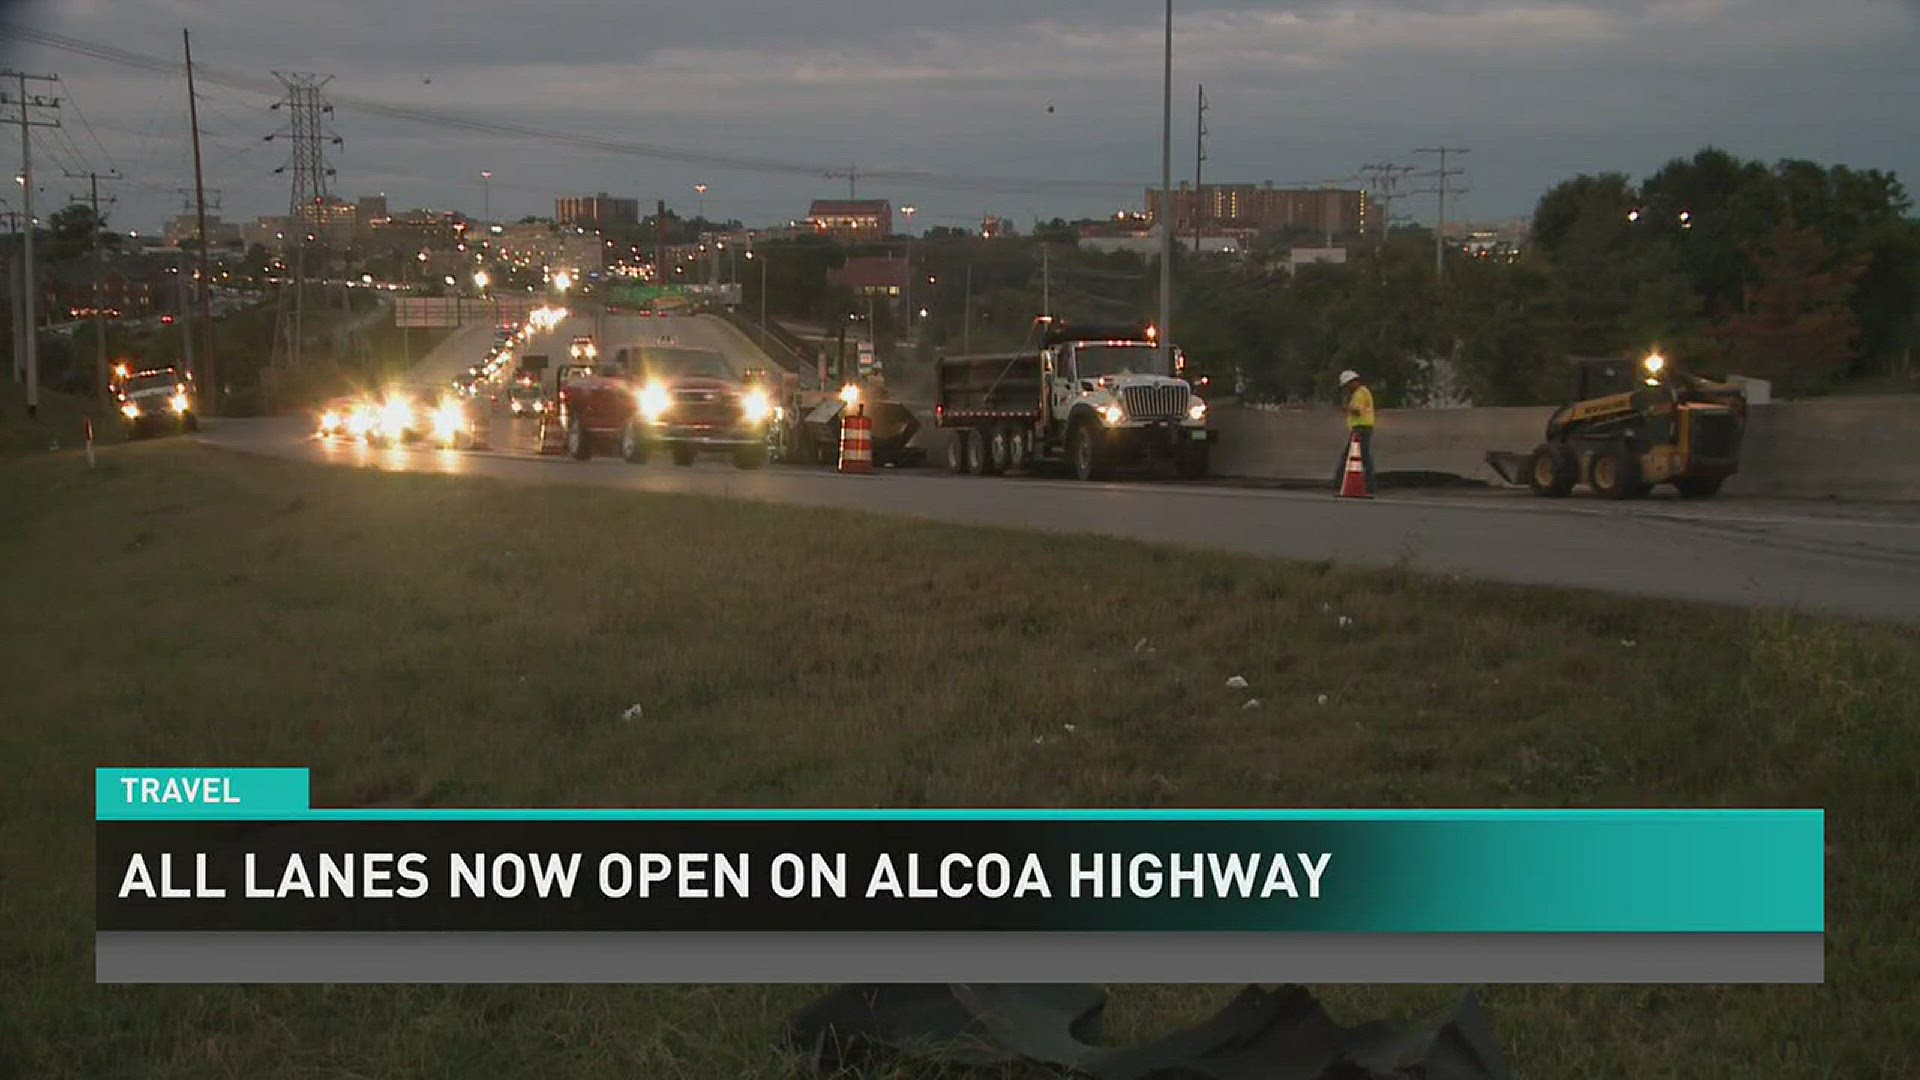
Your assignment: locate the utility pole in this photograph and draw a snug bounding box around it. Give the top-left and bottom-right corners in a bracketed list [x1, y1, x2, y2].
[1413, 146, 1468, 283]
[267, 71, 340, 369]
[1041, 242, 1050, 318]
[655, 198, 666, 293]
[3, 71, 60, 418]
[4, 209, 24, 385]
[1359, 163, 1417, 254]
[826, 165, 861, 200]
[1193, 84, 1208, 255]
[962, 263, 972, 353]
[185, 33, 216, 408]
[66, 168, 121, 404]
[1157, 0, 1173, 371]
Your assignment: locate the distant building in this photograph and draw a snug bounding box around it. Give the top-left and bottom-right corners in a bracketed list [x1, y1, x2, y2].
[163, 213, 242, 249]
[980, 215, 1013, 239]
[807, 200, 892, 242]
[1286, 246, 1349, 273]
[556, 192, 639, 230]
[356, 195, 390, 230]
[826, 255, 909, 299]
[1147, 182, 1369, 237]
[496, 223, 604, 273]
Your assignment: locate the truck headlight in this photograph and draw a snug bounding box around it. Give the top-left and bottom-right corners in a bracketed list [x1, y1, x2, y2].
[121, 401, 141, 420]
[638, 384, 671, 421]
[1188, 399, 1208, 422]
[319, 410, 341, 433]
[742, 389, 772, 423]
[346, 405, 376, 438]
[1100, 403, 1126, 425]
[170, 392, 191, 415]
[378, 397, 416, 438]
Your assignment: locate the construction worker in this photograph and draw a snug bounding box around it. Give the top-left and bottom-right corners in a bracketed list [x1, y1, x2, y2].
[1337, 369, 1376, 489]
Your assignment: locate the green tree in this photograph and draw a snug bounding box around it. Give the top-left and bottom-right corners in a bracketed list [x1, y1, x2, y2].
[1713, 221, 1867, 394]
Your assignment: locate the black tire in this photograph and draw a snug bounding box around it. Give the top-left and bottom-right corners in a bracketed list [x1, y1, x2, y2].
[181, 412, 200, 433]
[1069, 421, 1108, 482]
[733, 443, 768, 470]
[965, 427, 998, 475]
[620, 421, 649, 464]
[1674, 475, 1724, 500]
[671, 445, 696, 467]
[987, 426, 1015, 474]
[1591, 444, 1643, 500]
[567, 417, 591, 461]
[1007, 429, 1030, 473]
[946, 430, 971, 474]
[1176, 446, 1211, 480]
[1526, 442, 1576, 497]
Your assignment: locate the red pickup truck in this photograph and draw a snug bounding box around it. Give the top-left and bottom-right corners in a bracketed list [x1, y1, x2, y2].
[621, 351, 772, 469]
[544, 363, 637, 460]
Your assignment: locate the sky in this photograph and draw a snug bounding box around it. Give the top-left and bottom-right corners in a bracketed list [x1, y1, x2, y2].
[3, 0, 1918, 234]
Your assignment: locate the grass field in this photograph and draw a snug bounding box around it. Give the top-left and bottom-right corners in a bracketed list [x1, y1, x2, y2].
[3, 442, 1915, 1078]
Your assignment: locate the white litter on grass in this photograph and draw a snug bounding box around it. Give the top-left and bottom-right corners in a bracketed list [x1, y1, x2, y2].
[1620, 639, 1638, 648]
[1241, 699, 1261, 710]
[1226, 675, 1249, 690]
[1134, 637, 1150, 653]
[1317, 694, 1330, 706]
[1320, 603, 1332, 614]
[1338, 616, 1353, 629]
[1064, 724, 1078, 734]
[621, 704, 644, 722]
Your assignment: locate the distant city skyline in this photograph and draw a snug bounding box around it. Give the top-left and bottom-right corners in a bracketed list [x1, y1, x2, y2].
[5, 0, 1918, 235]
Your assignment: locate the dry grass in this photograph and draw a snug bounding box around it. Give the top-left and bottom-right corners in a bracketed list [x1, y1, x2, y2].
[2, 442, 1915, 1078]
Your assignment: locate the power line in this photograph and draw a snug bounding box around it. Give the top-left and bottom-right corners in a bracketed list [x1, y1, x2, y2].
[55, 74, 117, 174]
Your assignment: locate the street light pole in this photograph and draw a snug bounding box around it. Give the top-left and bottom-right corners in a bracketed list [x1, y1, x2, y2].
[481, 171, 492, 224]
[1158, 0, 1173, 372]
[901, 204, 916, 336]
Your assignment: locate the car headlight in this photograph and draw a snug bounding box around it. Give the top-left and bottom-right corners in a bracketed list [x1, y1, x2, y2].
[346, 406, 376, 438]
[742, 389, 772, 423]
[1187, 399, 1208, 422]
[1100, 403, 1126, 425]
[432, 400, 468, 440]
[170, 392, 191, 414]
[319, 410, 341, 432]
[121, 401, 141, 420]
[638, 384, 671, 421]
[378, 398, 416, 437]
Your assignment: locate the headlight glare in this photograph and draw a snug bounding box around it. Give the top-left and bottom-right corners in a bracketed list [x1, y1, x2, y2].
[638, 384, 671, 421]
[121, 401, 141, 420]
[1188, 399, 1208, 422]
[742, 389, 772, 423]
[1100, 403, 1125, 425]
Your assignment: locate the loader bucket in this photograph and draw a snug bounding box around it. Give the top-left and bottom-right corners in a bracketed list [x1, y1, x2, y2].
[1485, 451, 1533, 487]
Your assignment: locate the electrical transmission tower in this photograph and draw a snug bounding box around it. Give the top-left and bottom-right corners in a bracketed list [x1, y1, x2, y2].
[1192, 85, 1208, 254]
[824, 165, 861, 199]
[1358, 163, 1418, 251]
[266, 72, 340, 366]
[1412, 147, 1469, 282]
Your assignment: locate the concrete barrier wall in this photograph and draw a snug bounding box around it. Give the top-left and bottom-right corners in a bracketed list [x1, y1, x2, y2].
[1210, 396, 1920, 501]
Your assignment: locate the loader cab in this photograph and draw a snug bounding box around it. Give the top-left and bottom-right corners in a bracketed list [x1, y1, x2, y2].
[1573, 357, 1646, 400]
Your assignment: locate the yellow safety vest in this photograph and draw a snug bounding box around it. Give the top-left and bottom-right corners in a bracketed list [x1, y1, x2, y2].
[1347, 385, 1375, 429]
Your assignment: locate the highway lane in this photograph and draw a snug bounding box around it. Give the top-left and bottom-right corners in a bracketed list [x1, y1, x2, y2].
[223, 310, 1920, 623]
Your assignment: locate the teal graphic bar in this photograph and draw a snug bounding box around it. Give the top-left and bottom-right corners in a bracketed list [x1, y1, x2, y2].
[96, 768, 312, 820]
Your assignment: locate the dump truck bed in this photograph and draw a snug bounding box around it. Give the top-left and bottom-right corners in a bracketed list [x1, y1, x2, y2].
[935, 352, 1044, 424]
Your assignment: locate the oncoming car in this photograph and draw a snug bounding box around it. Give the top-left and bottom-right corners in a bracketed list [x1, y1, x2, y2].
[315, 392, 476, 449]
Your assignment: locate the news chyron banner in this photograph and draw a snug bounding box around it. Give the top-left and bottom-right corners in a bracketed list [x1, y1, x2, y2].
[96, 768, 1824, 984]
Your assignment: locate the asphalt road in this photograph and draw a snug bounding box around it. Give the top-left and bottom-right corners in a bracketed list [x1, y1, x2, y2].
[208, 312, 1920, 624]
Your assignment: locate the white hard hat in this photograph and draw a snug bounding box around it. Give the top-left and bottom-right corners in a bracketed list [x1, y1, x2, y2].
[1338, 369, 1360, 386]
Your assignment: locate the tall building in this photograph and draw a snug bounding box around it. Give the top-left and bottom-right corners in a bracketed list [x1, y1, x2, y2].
[806, 199, 892, 242]
[556, 192, 639, 229]
[1146, 183, 1368, 236]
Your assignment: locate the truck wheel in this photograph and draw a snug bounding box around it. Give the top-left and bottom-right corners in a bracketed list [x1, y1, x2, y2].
[567, 417, 591, 460]
[182, 412, 200, 433]
[620, 421, 649, 464]
[1591, 445, 1643, 500]
[966, 428, 999, 475]
[1674, 476, 1724, 499]
[733, 443, 768, 470]
[1007, 430, 1031, 473]
[672, 445, 697, 467]
[1069, 422, 1108, 482]
[987, 427, 1015, 474]
[946, 431, 971, 474]
[1526, 443, 1576, 497]
[1176, 446, 1211, 480]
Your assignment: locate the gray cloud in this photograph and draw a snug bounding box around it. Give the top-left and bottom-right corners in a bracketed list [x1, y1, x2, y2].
[8, 0, 1919, 231]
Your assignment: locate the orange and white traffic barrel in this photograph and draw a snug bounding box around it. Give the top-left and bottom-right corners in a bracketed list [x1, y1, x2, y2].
[839, 405, 874, 474]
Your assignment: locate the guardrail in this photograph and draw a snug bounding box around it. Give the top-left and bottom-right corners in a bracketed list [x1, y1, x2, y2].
[715, 310, 818, 387]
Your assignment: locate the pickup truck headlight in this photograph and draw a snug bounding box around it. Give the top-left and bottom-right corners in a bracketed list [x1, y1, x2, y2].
[1187, 399, 1208, 422]
[431, 400, 468, 441]
[638, 384, 671, 421]
[319, 410, 341, 433]
[1100, 403, 1126, 425]
[378, 397, 416, 439]
[121, 401, 141, 420]
[741, 389, 772, 423]
[170, 392, 191, 415]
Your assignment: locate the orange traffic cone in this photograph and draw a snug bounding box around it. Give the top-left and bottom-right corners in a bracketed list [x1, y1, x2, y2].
[537, 411, 567, 456]
[1337, 431, 1372, 499]
[838, 405, 874, 474]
